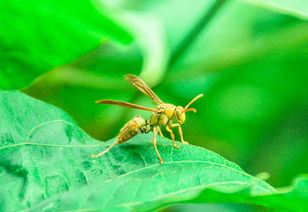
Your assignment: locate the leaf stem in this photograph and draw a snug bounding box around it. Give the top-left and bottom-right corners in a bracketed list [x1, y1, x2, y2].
[169, 0, 228, 68]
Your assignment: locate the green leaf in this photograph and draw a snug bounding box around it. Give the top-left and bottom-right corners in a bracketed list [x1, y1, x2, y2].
[0, 90, 275, 211]
[0, 0, 133, 89]
[141, 176, 308, 211]
[240, 0, 308, 19]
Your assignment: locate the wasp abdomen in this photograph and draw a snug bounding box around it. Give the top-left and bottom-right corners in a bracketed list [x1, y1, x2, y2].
[117, 116, 150, 144]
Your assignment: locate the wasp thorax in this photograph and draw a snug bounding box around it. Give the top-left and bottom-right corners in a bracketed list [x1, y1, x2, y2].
[175, 106, 186, 124]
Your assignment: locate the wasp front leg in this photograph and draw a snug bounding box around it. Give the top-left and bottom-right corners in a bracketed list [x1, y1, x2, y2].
[166, 125, 180, 149]
[170, 123, 189, 144]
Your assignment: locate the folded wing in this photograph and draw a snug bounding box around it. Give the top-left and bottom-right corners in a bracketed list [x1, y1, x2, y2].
[96, 99, 159, 112]
[125, 74, 164, 104]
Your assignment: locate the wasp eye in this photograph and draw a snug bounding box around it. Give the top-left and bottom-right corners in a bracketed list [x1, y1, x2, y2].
[175, 109, 181, 121]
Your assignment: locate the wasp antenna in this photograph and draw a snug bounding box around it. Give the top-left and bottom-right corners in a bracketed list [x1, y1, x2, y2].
[184, 94, 204, 110]
[185, 108, 197, 113]
[96, 99, 104, 104]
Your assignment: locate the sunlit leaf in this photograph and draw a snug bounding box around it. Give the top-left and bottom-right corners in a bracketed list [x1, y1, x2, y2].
[0, 90, 274, 211]
[150, 176, 308, 211]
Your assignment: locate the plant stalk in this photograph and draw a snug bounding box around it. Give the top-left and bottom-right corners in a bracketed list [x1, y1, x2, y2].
[169, 0, 228, 68]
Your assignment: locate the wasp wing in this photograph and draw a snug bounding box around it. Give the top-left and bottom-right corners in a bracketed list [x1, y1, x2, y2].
[96, 99, 159, 112]
[125, 74, 164, 104]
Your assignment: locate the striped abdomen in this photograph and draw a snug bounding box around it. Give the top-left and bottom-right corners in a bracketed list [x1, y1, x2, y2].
[117, 116, 150, 144]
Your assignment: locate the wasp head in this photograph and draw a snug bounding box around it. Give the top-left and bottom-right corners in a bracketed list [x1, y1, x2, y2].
[174, 94, 204, 125]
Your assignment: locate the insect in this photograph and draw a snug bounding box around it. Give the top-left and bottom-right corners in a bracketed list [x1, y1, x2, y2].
[91, 74, 203, 163]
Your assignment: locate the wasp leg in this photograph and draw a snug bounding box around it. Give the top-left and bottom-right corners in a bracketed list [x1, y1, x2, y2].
[91, 139, 118, 158]
[153, 127, 164, 164]
[166, 125, 180, 149]
[157, 126, 165, 137]
[170, 123, 189, 144]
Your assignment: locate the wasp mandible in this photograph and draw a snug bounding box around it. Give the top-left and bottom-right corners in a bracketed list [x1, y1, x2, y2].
[91, 74, 203, 163]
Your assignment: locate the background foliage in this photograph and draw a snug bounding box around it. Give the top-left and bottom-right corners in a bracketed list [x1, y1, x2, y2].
[1, 0, 307, 211]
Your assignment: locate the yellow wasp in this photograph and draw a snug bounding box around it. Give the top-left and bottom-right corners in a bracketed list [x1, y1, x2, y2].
[91, 74, 203, 163]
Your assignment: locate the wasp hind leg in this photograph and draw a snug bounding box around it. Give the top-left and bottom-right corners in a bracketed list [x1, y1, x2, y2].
[157, 126, 164, 137]
[91, 139, 118, 158]
[166, 125, 180, 149]
[153, 127, 164, 164]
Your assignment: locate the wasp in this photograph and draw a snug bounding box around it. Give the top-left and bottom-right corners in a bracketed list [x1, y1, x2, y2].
[91, 74, 203, 163]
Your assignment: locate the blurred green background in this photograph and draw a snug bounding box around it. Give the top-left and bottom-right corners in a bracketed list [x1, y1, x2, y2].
[20, 0, 307, 210]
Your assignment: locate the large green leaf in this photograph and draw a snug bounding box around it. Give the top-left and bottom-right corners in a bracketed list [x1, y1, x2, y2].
[1, 90, 307, 211]
[240, 0, 308, 19]
[142, 175, 308, 211]
[0, 0, 133, 89]
[0, 90, 276, 211]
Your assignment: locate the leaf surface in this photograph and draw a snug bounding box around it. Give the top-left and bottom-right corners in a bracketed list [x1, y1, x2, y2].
[0, 90, 272, 211]
[2, 90, 307, 212]
[137, 176, 308, 211]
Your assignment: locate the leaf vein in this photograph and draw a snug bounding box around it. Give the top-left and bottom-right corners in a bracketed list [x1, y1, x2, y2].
[25, 119, 82, 142]
[103, 161, 266, 189]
